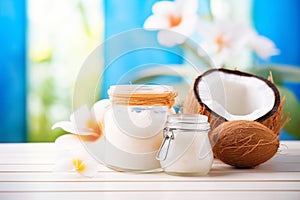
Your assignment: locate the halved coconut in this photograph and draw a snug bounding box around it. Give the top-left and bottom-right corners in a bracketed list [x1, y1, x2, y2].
[184, 68, 283, 135]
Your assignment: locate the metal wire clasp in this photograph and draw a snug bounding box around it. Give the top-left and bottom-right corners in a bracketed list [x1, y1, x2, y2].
[156, 127, 175, 161]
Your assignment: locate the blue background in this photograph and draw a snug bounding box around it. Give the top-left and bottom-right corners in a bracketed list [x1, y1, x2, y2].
[0, 0, 299, 141]
[0, 0, 26, 142]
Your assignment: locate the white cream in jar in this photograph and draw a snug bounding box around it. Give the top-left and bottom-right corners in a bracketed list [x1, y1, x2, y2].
[157, 114, 213, 176]
[92, 84, 177, 171]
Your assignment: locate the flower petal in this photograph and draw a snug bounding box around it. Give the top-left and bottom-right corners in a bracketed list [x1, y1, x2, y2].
[198, 20, 218, 38]
[200, 39, 219, 54]
[212, 49, 231, 67]
[179, 0, 198, 15]
[250, 35, 280, 59]
[55, 135, 96, 158]
[174, 15, 197, 36]
[52, 121, 77, 134]
[152, 1, 177, 16]
[52, 120, 96, 136]
[144, 15, 169, 30]
[55, 134, 83, 150]
[91, 99, 111, 123]
[70, 105, 92, 130]
[157, 30, 186, 47]
[78, 159, 98, 177]
[54, 158, 74, 172]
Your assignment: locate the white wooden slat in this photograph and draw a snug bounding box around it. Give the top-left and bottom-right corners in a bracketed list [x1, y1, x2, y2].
[1, 154, 299, 165]
[0, 165, 52, 172]
[0, 156, 56, 164]
[1, 149, 299, 165]
[0, 181, 300, 192]
[0, 164, 113, 172]
[0, 191, 299, 200]
[0, 141, 298, 152]
[0, 161, 300, 173]
[269, 154, 300, 163]
[0, 141, 299, 199]
[279, 141, 300, 149]
[0, 142, 298, 155]
[0, 155, 53, 164]
[213, 162, 300, 172]
[0, 141, 298, 154]
[0, 143, 56, 153]
[0, 171, 299, 182]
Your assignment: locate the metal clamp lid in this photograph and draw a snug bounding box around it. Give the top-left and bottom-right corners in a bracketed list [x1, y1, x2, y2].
[156, 128, 174, 161]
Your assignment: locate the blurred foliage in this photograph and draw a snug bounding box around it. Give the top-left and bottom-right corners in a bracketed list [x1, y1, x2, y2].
[248, 65, 300, 139]
[27, 0, 103, 142]
[248, 65, 300, 84]
[27, 75, 68, 142]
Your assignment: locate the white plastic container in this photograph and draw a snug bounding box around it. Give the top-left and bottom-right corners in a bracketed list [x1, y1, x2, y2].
[157, 114, 213, 176]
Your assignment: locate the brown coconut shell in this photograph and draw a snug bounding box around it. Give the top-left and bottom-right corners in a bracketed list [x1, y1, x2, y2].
[183, 68, 284, 135]
[210, 120, 279, 168]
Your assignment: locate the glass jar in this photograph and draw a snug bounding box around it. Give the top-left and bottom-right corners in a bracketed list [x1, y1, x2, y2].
[86, 84, 177, 172]
[157, 114, 213, 176]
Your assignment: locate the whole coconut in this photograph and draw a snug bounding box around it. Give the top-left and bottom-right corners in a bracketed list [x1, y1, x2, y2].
[210, 120, 279, 168]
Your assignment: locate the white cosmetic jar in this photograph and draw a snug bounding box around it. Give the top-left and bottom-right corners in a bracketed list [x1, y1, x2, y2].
[93, 85, 177, 171]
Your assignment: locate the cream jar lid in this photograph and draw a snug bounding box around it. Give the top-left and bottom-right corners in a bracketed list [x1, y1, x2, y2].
[108, 84, 177, 107]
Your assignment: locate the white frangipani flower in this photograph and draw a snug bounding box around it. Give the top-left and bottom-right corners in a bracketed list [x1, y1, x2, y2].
[52, 100, 111, 177]
[197, 18, 279, 67]
[197, 19, 251, 67]
[143, 0, 198, 47]
[54, 134, 98, 177]
[52, 100, 110, 142]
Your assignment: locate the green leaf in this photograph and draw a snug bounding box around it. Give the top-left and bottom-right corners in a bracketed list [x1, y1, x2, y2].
[278, 86, 300, 139]
[248, 64, 300, 84]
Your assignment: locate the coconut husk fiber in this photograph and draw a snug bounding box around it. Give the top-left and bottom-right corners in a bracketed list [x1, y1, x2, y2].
[210, 120, 279, 168]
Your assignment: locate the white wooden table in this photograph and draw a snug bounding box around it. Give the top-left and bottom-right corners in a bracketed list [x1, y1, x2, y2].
[0, 141, 299, 200]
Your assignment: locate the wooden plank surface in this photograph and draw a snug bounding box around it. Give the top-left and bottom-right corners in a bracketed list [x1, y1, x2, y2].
[0, 141, 299, 200]
[1, 191, 299, 200]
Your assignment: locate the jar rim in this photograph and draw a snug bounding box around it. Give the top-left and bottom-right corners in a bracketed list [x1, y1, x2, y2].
[167, 114, 208, 123]
[166, 114, 210, 131]
[108, 84, 174, 95]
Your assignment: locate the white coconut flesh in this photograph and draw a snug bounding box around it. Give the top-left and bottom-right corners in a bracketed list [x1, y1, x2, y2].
[196, 70, 278, 121]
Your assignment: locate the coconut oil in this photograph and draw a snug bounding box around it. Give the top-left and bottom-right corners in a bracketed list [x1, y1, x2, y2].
[99, 85, 177, 171]
[157, 114, 213, 176]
